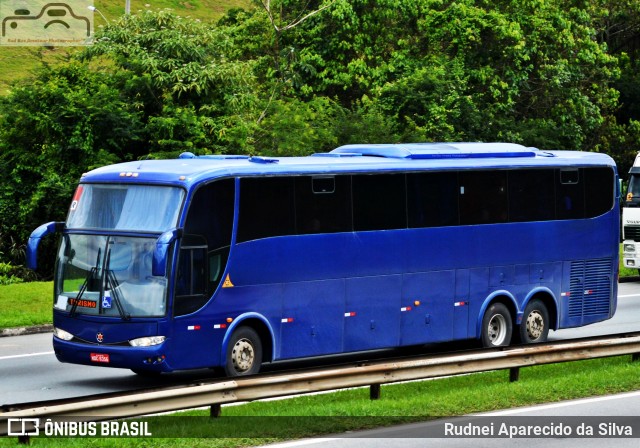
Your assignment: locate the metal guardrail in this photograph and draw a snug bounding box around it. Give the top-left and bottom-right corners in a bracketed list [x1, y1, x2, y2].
[2, 332, 640, 435]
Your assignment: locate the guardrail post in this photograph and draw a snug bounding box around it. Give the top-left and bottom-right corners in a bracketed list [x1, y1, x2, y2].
[370, 384, 381, 400]
[210, 404, 221, 418]
[18, 435, 30, 445]
[632, 353, 640, 362]
[509, 367, 520, 383]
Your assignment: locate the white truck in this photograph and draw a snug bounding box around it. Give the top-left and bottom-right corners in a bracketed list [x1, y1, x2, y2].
[623, 153, 640, 272]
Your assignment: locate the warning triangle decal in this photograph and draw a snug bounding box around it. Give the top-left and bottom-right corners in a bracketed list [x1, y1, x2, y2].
[222, 274, 234, 288]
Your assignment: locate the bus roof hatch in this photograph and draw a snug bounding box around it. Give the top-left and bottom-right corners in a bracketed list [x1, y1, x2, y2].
[327, 143, 538, 159]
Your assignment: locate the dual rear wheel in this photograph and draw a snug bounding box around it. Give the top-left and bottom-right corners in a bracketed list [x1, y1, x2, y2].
[481, 299, 550, 348]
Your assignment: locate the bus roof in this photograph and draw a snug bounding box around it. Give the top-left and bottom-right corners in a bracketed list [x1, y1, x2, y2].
[81, 143, 617, 187]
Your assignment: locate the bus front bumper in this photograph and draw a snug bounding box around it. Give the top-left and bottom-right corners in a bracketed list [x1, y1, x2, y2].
[53, 337, 175, 373]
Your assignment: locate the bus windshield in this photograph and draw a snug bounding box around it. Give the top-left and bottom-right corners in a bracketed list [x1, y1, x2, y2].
[55, 235, 167, 318]
[627, 173, 640, 206]
[66, 184, 184, 232]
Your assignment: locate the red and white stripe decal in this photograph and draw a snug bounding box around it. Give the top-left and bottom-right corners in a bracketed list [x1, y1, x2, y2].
[344, 312, 356, 317]
[584, 290, 594, 295]
[454, 301, 468, 307]
[281, 317, 294, 323]
[561, 292, 571, 297]
[401, 306, 412, 312]
[213, 324, 227, 329]
[187, 325, 201, 331]
[70, 186, 84, 211]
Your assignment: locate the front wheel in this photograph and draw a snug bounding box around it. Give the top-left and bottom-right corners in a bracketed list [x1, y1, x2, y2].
[519, 299, 549, 344]
[225, 326, 263, 377]
[481, 303, 513, 348]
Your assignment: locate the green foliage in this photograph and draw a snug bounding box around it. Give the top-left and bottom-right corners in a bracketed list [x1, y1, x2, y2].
[80, 11, 264, 154]
[279, 0, 621, 149]
[256, 96, 343, 155]
[0, 263, 24, 285]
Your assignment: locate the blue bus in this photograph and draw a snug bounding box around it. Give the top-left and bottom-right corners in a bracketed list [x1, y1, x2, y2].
[27, 143, 620, 376]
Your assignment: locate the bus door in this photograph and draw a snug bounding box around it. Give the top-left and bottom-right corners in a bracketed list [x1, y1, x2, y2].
[401, 271, 455, 346]
[169, 179, 235, 369]
[174, 235, 208, 316]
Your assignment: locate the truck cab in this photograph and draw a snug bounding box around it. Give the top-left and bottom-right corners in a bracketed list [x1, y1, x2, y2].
[623, 154, 640, 271]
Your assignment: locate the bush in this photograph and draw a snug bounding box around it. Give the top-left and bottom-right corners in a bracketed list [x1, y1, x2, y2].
[0, 262, 35, 285]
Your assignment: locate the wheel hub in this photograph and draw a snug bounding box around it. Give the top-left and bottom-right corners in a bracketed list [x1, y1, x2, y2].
[488, 314, 507, 345]
[526, 310, 544, 340]
[231, 338, 255, 373]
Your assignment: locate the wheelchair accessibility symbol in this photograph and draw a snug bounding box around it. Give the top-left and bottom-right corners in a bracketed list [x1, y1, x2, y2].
[1, 1, 92, 46]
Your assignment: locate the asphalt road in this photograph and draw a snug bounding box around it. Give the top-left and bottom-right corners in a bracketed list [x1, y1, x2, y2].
[1, 282, 640, 405]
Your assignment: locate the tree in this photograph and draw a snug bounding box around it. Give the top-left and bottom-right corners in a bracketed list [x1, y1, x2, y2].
[0, 62, 142, 274]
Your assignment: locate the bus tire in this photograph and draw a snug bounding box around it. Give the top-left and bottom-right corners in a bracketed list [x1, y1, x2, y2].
[225, 326, 262, 377]
[481, 303, 512, 347]
[519, 299, 549, 344]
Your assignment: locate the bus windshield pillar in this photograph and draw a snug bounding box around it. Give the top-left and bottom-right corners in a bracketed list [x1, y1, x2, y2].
[152, 228, 183, 276]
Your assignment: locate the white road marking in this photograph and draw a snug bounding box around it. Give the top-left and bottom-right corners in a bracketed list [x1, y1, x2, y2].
[484, 390, 640, 416]
[0, 351, 54, 361]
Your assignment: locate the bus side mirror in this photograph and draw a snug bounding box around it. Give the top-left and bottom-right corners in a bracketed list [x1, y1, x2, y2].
[619, 178, 623, 201]
[26, 221, 65, 270]
[152, 228, 183, 277]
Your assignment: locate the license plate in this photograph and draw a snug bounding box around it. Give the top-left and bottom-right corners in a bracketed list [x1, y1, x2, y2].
[90, 353, 110, 363]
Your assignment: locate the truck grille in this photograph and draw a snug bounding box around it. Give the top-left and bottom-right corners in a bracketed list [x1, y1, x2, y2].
[624, 225, 640, 242]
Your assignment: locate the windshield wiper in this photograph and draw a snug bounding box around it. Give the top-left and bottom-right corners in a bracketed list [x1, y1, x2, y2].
[70, 248, 101, 318]
[101, 246, 131, 321]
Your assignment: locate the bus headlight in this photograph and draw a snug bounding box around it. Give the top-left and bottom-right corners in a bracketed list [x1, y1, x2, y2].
[624, 244, 636, 253]
[129, 336, 166, 347]
[53, 327, 74, 341]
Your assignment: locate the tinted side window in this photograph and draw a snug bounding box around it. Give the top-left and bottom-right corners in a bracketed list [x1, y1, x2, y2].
[459, 171, 508, 225]
[353, 174, 407, 231]
[295, 176, 352, 234]
[237, 177, 295, 243]
[508, 170, 555, 222]
[585, 167, 614, 218]
[407, 172, 459, 228]
[184, 178, 235, 250]
[556, 169, 585, 219]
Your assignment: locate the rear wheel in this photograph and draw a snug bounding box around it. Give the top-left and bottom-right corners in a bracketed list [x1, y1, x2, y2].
[519, 299, 549, 344]
[225, 326, 262, 377]
[481, 303, 513, 347]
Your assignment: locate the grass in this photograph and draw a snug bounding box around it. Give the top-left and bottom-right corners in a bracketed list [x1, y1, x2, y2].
[1, 355, 639, 445]
[0, 0, 253, 93]
[0, 281, 52, 329]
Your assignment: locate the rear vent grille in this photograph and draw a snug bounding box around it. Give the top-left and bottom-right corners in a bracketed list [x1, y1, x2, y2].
[568, 258, 612, 318]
